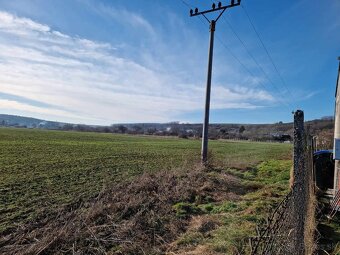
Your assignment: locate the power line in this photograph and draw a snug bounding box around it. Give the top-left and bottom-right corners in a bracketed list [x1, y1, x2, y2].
[208, 1, 293, 110]
[178, 0, 292, 111]
[179, 0, 191, 8]
[241, 4, 297, 105]
[214, 35, 292, 111]
[224, 18, 292, 102]
[209, 0, 294, 108]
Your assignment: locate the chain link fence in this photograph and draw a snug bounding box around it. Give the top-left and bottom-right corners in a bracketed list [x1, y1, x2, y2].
[250, 110, 316, 255]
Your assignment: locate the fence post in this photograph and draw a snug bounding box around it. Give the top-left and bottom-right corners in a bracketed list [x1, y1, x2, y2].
[293, 109, 306, 254]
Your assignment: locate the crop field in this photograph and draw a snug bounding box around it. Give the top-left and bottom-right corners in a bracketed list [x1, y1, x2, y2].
[0, 127, 292, 253]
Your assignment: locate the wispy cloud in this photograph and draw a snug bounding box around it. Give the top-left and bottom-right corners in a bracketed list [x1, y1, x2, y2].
[96, 5, 156, 37]
[0, 11, 274, 124]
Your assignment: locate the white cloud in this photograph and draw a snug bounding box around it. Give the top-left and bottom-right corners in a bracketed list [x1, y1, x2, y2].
[91, 4, 156, 38]
[0, 11, 274, 124]
[0, 99, 102, 123]
[0, 11, 49, 34]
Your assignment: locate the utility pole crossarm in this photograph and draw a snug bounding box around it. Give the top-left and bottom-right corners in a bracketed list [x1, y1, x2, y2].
[190, 1, 241, 17]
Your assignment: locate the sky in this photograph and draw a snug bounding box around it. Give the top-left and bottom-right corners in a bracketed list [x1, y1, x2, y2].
[0, 0, 339, 125]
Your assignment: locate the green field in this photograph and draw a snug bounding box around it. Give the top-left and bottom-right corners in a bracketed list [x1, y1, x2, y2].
[0, 127, 292, 236]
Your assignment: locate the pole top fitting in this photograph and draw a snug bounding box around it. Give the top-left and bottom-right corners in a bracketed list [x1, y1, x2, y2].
[294, 110, 304, 117]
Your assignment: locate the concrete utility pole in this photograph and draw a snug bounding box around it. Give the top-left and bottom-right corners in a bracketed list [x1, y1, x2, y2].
[189, 0, 242, 164]
[334, 57, 340, 193]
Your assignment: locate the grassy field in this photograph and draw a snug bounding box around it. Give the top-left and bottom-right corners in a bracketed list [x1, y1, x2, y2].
[0, 127, 292, 244]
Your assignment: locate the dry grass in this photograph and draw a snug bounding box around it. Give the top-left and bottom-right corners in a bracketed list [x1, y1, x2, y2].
[168, 245, 221, 255]
[0, 166, 245, 255]
[331, 243, 340, 255]
[304, 188, 318, 255]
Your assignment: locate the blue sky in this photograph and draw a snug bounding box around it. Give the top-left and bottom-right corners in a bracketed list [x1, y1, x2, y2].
[0, 0, 338, 125]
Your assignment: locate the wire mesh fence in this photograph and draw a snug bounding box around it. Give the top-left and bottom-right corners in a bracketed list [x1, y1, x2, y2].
[250, 110, 316, 255]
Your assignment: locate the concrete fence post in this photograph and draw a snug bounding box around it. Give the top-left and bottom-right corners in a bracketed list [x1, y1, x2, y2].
[293, 109, 306, 254]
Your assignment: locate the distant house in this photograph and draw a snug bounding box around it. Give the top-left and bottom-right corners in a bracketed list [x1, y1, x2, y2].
[38, 121, 47, 128]
[155, 130, 164, 135]
[185, 129, 195, 134]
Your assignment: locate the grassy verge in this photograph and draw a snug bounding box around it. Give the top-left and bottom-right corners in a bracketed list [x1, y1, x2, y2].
[169, 159, 292, 254]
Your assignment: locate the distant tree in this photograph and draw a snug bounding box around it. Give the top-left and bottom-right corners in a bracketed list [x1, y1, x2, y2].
[145, 127, 157, 135]
[74, 125, 87, 132]
[239, 125, 245, 134]
[208, 128, 220, 140]
[169, 125, 180, 136]
[132, 125, 143, 133]
[117, 125, 127, 134]
[178, 133, 188, 139]
[317, 129, 334, 150]
[62, 124, 74, 131]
